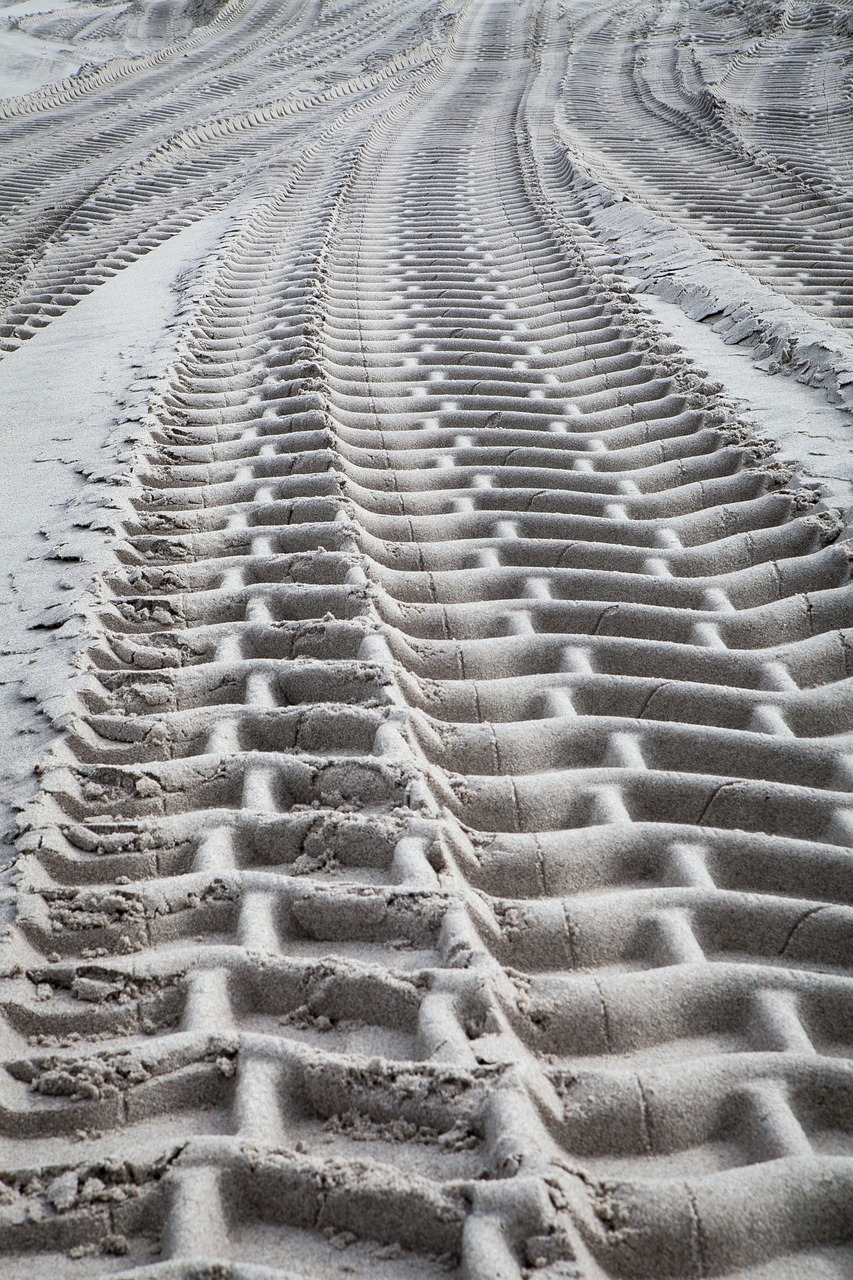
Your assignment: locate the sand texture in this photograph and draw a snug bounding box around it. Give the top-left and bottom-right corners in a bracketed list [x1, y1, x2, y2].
[1, 0, 852, 1276]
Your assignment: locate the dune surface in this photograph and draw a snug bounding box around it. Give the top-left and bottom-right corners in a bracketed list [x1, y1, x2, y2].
[1, 0, 852, 1276]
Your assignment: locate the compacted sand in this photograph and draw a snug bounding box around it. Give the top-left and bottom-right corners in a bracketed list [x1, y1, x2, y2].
[1, 0, 852, 1276]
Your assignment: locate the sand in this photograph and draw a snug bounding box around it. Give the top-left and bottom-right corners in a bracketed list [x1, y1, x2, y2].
[0, 0, 852, 1276]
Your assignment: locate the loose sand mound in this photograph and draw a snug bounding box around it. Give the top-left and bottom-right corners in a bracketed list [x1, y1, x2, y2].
[1, 1, 852, 1276]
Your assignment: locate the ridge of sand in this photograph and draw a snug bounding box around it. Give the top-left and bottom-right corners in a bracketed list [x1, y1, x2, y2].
[0, 0, 852, 1277]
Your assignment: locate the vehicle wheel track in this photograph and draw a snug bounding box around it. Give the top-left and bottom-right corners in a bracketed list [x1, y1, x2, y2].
[2, 0, 852, 1277]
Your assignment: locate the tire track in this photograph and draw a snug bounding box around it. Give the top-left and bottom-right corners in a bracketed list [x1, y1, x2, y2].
[555, 0, 853, 328]
[549, 0, 853, 414]
[0, 0, 455, 344]
[2, 0, 852, 1276]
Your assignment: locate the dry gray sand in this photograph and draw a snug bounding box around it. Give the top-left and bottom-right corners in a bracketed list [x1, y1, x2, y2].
[0, 0, 852, 1276]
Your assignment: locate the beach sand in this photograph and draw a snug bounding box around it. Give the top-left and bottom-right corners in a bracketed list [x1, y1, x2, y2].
[0, 0, 852, 1275]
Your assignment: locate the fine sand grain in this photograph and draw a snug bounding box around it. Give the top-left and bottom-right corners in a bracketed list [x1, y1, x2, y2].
[1, 1, 852, 1277]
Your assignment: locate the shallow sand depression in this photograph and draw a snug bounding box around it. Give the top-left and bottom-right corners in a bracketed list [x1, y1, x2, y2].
[0, 0, 852, 1276]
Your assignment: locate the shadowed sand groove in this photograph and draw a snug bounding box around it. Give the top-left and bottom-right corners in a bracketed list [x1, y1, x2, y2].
[1, 0, 852, 1276]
